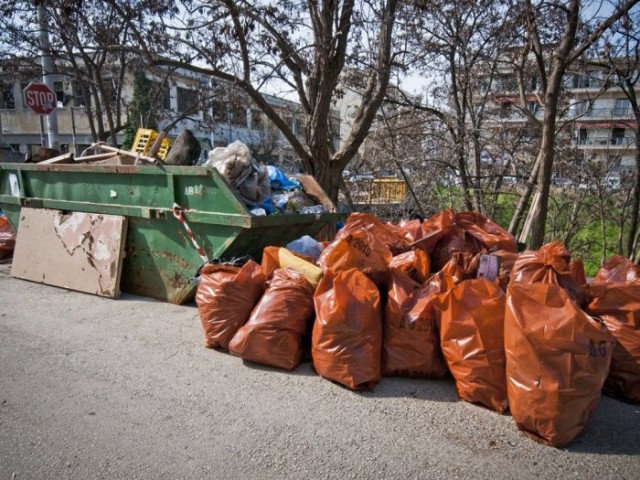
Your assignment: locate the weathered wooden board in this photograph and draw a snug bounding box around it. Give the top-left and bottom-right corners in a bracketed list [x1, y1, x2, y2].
[11, 208, 128, 298]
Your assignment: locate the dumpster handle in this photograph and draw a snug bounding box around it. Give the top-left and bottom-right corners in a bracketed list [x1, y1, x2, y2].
[172, 203, 210, 264]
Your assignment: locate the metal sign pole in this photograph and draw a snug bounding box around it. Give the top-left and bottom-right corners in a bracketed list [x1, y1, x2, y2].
[70, 107, 77, 155]
[39, 115, 46, 147]
[38, 4, 59, 150]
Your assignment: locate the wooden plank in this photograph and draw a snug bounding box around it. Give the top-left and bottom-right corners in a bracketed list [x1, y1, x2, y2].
[96, 144, 162, 165]
[11, 208, 128, 298]
[295, 174, 335, 211]
[38, 152, 74, 165]
[73, 152, 118, 163]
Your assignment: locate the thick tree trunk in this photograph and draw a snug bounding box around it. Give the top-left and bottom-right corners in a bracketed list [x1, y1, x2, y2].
[528, 109, 557, 249]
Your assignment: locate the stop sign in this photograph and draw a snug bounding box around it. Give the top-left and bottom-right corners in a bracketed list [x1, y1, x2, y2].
[23, 82, 57, 115]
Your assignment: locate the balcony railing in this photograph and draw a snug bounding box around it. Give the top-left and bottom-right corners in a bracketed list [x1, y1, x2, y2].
[576, 136, 636, 147]
[574, 107, 635, 119]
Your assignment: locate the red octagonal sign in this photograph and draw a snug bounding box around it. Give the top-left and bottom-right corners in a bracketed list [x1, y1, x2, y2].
[23, 82, 57, 115]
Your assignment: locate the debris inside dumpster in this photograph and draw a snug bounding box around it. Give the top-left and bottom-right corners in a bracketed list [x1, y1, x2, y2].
[229, 268, 316, 371]
[205, 140, 271, 207]
[505, 283, 614, 447]
[196, 258, 265, 350]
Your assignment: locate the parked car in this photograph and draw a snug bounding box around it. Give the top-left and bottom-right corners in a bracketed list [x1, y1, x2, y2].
[552, 177, 573, 187]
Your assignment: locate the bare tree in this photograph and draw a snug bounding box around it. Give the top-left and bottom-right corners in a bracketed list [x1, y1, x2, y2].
[0, 1, 149, 145]
[396, 0, 518, 212]
[597, 10, 640, 259]
[104, 0, 403, 205]
[510, 0, 639, 249]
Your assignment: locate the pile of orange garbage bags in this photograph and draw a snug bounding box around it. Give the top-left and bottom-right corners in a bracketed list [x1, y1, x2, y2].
[196, 210, 639, 448]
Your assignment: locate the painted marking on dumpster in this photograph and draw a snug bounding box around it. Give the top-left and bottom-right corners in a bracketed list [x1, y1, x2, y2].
[184, 185, 203, 196]
[9, 174, 19, 197]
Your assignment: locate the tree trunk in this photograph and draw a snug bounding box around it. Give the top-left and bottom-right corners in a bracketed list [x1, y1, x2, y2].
[508, 155, 540, 235]
[528, 64, 564, 249]
[528, 123, 555, 248]
[626, 125, 640, 258]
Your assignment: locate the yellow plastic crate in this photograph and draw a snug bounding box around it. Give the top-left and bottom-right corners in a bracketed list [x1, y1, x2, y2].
[131, 128, 171, 160]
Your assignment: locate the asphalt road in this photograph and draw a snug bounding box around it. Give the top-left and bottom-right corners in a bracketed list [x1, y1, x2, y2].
[1, 263, 639, 479]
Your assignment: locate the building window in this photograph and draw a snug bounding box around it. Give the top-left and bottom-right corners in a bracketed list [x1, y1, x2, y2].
[177, 86, 198, 113]
[578, 128, 588, 145]
[283, 115, 294, 131]
[210, 97, 226, 122]
[613, 98, 631, 117]
[72, 81, 88, 107]
[54, 81, 65, 107]
[152, 82, 171, 110]
[499, 101, 512, 118]
[611, 127, 625, 145]
[229, 97, 247, 126]
[574, 100, 588, 116]
[1, 85, 15, 109]
[250, 109, 264, 130]
[296, 114, 307, 138]
[526, 102, 539, 114]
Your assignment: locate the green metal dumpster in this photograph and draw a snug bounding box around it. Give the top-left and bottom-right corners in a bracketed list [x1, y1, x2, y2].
[0, 163, 342, 303]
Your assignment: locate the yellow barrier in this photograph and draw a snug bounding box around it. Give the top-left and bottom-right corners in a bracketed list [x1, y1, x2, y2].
[346, 178, 407, 204]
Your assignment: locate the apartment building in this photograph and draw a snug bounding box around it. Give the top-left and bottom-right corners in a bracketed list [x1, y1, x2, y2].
[481, 58, 638, 182]
[569, 64, 637, 176]
[0, 64, 319, 170]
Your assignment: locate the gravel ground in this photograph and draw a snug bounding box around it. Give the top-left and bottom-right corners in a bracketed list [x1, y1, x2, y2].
[0, 263, 639, 480]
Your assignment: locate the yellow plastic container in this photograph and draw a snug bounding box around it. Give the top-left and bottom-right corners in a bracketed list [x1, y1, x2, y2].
[131, 128, 171, 160]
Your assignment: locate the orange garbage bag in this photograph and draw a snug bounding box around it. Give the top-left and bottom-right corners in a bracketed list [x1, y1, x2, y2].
[261, 245, 313, 280]
[334, 212, 410, 254]
[492, 249, 519, 277]
[382, 270, 454, 378]
[388, 250, 430, 284]
[510, 241, 588, 306]
[229, 268, 315, 371]
[317, 229, 393, 285]
[397, 218, 423, 243]
[417, 209, 456, 253]
[505, 283, 614, 447]
[593, 255, 640, 283]
[0, 215, 15, 260]
[417, 210, 517, 272]
[455, 211, 518, 252]
[434, 279, 508, 412]
[587, 282, 640, 403]
[440, 251, 479, 282]
[196, 259, 265, 350]
[312, 269, 382, 390]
